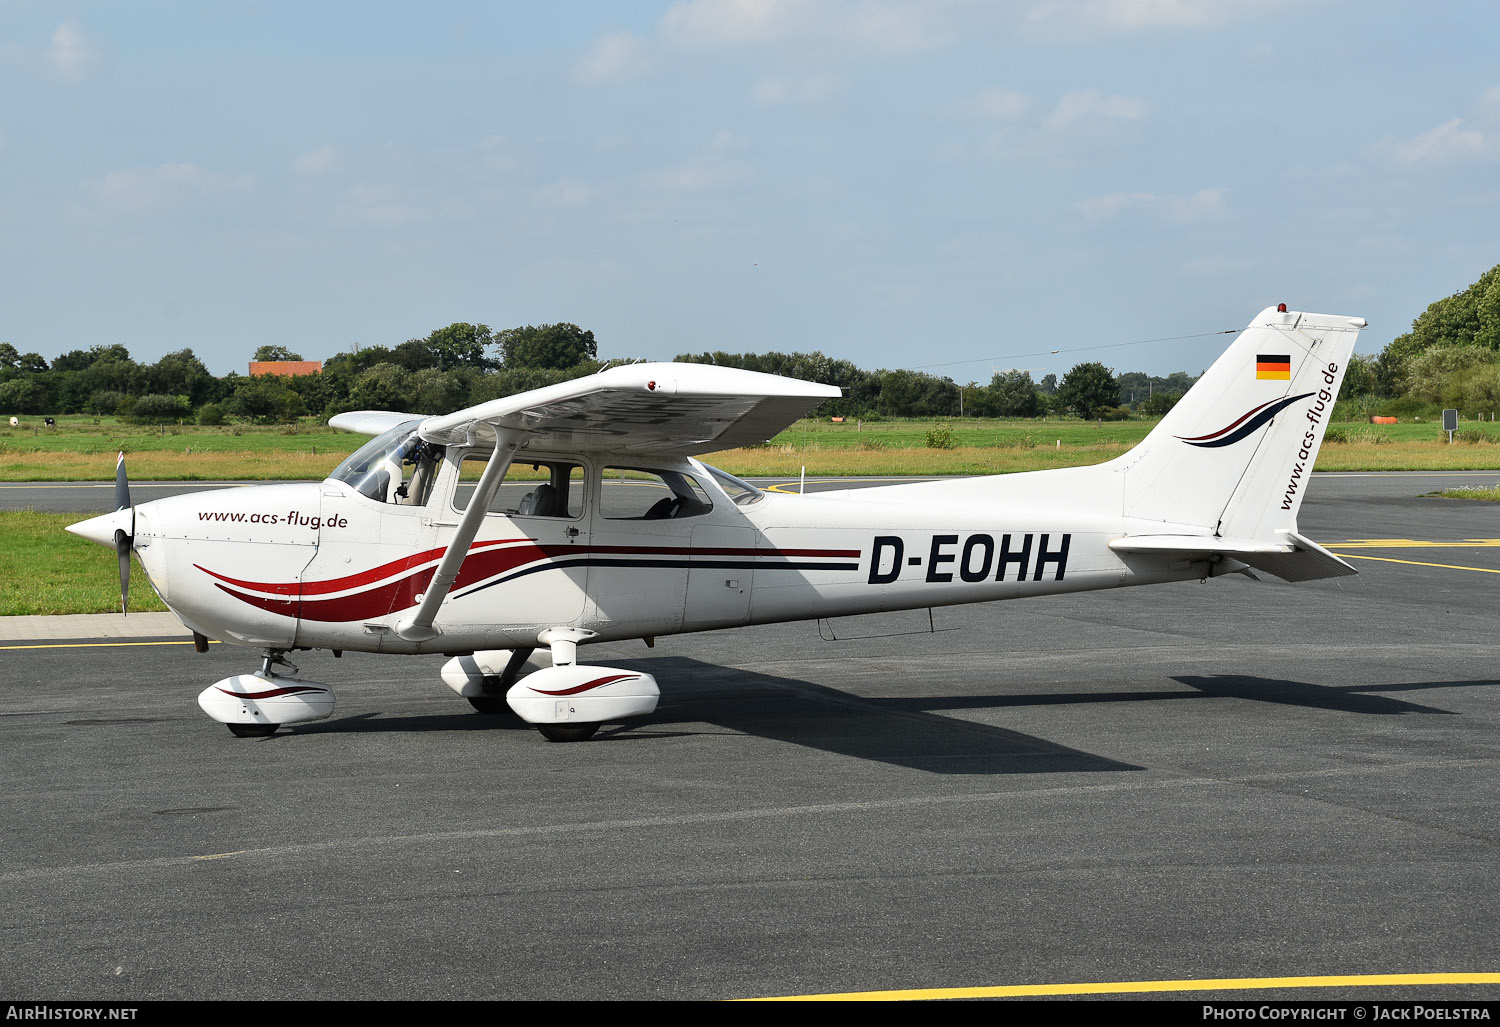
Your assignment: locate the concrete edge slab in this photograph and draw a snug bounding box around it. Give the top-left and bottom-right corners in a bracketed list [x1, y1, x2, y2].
[0, 612, 189, 642]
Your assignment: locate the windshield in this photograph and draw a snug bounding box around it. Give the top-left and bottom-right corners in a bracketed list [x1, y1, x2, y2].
[328, 419, 441, 505]
[700, 462, 764, 506]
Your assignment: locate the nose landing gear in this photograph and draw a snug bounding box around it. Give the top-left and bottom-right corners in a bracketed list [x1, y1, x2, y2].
[197, 651, 336, 738]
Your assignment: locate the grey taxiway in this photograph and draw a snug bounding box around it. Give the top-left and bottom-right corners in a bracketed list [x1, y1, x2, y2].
[1, 472, 1497, 1000]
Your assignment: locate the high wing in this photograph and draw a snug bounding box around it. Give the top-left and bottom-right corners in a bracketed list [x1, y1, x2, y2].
[401, 362, 840, 455]
[328, 409, 423, 436]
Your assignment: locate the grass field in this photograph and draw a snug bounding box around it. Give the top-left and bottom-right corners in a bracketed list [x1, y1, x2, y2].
[3, 414, 1500, 480]
[1426, 484, 1500, 501]
[1, 512, 168, 616]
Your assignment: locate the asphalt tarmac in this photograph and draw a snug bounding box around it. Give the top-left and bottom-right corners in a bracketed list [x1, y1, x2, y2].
[2, 473, 1497, 1001]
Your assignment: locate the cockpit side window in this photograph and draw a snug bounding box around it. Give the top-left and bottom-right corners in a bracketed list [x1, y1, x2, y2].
[328, 420, 443, 506]
[452, 455, 585, 519]
[600, 466, 713, 520]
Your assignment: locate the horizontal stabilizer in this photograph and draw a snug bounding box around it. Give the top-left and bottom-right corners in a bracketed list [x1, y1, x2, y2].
[1110, 529, 1357, 583]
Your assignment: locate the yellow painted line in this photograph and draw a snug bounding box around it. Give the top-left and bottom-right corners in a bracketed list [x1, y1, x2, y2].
[192, 851, 246, 861]
[0, 482, 252, 488]
[1332, 554, 1500, 574]
[1330, 538, 1500, 549]
[0, 640, 219, 651]
[744, 971, 1500, 1001]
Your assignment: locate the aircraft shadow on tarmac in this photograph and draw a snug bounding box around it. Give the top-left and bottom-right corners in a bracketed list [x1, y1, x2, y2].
[290, 661, 1490, 770]
[296, 657, 1141, 776]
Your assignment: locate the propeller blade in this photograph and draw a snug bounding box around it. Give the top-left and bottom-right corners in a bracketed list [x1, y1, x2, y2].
[114, 451, 131, 512]
[113, 451, 134, 616]
[115, 528, 131, 616]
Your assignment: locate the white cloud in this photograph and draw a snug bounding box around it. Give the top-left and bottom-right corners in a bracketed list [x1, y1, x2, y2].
[293, 145, 341, 176]
[1045, 89, 1149, 131]
[751, 72, 847, 107]
[88, 163, 254, 214]
[649, 157, 753, 192]
[1373, 118, 1485, 166]
[1077, 186, 1226, 222]
[659, 0, 950, 54]
[476, 135, 518, 172]
[47, 18, 97, 83]
[844, 3, 951, 52]
[710, 129, 748, 151]
[1481, 86, 1500, 107]
[533, 178, 595, 209]
[1027, 0, 1308, 32]
[573, 31, 653, 86]
[962, 87, 1032, 121]
[660, 0, 816, 49]
[339, 183, 469, 227]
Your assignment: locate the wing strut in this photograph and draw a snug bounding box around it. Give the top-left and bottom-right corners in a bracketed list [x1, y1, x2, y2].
[396, 432, 520, 642]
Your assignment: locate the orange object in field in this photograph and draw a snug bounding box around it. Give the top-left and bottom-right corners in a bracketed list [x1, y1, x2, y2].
[1370, 416, 1398, 424]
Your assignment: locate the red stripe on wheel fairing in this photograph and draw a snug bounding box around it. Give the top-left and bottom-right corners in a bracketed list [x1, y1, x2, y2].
[527, 673, 639, 696]
[214, 684, 328, 699]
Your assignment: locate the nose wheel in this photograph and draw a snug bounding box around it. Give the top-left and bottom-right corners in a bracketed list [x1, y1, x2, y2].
[227, 723, 279, 738]
[198, 650, 335, 737]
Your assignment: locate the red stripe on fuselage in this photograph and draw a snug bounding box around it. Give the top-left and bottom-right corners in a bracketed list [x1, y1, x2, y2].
[207, 543, 863, 622]
[195, 537, 530, 596]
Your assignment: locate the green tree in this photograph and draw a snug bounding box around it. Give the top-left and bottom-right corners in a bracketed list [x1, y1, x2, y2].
[426, 322, 494, 370]
[1337, 353, 1380, 402]
[986, 370, 1041, 417]
[0, 343, 20, 372]
[1140, 392, 1181, 416]
[146, 349, 218, 406]
[1404, 345, 1499, 402]
[1056, 362, 1119, 419]
[349, 363, 412, 411]
[0, 377, 49, 413]
[253, 345, 303, 362]
[128, 393, 191, 424]
[498, 323, 597, 370]
[1387, 264, 1500, 364]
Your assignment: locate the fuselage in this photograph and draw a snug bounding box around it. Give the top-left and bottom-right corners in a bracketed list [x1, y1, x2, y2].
[121, 446, 1197, 655]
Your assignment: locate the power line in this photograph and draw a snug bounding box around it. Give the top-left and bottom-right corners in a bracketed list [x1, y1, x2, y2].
[904, 329, 1240, 372]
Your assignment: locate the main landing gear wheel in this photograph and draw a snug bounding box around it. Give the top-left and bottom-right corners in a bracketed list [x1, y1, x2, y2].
[536, 722, 600, 743]
[464, 650, 536, 717]
[227, 723, 278, 738]
[466, 694, 510, 715]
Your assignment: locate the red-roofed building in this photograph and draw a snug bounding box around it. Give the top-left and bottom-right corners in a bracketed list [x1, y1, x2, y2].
[249, 360, 322, 377]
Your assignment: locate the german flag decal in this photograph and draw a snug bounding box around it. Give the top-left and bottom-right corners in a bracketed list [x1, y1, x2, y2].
[1257, 354, 1291, 380]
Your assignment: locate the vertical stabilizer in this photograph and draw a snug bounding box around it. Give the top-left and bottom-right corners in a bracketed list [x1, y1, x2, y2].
[1116, 306, 1364, 539]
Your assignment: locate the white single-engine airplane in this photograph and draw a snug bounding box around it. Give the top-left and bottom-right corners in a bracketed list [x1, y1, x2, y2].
[69, 304, 1363, 741]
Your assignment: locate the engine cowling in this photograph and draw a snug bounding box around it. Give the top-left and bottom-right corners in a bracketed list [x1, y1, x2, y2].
[505, 665, 659, 725]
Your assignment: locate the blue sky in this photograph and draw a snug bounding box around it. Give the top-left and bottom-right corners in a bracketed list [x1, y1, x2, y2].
[3, 0, 1498, 381]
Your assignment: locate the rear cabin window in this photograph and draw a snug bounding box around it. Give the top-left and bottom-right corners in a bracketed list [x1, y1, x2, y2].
[453, 456, 585, 519]
[599, 467, 712, 520]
